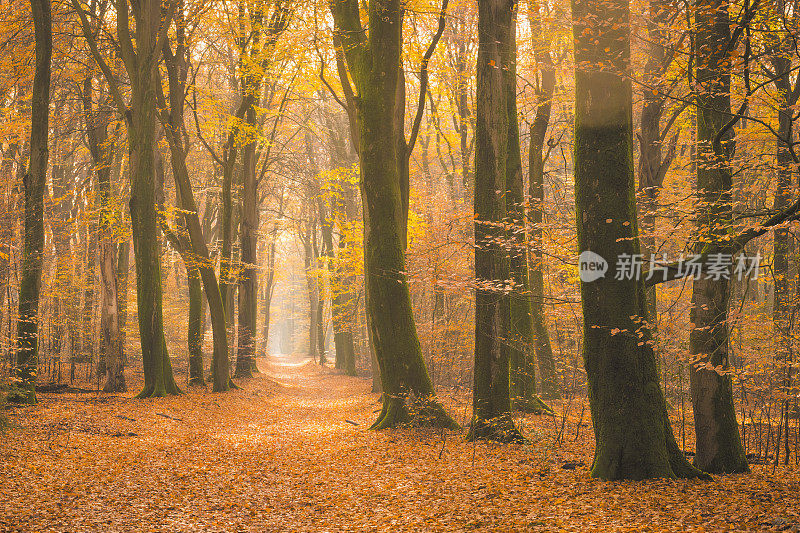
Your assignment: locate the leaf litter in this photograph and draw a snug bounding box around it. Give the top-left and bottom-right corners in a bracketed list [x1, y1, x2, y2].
[1, 357, 799, 532]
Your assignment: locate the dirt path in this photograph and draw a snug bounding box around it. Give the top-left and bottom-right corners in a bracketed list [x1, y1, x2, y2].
[2, 358, 799, 532]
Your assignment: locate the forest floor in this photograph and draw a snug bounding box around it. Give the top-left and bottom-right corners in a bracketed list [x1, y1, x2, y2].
[1, 356, 799, 532]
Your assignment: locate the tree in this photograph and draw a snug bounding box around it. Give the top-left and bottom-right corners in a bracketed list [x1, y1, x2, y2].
[11, 0, 51, 404]
[572, 0, 709, 479]
[516, 0, 559, 404]
[526, 0, 558, 400]
[234, 0, 293, 378]
[73, 0, 181, 397]
[687, 0, 749, 474]
[637, 0, 683, 325]
[155, 2, 234, 391]
[81, 77, 126, 392]
[764, 0, 800, 455]
[469, 0, 524, 442]
[329, 0, 457, 429]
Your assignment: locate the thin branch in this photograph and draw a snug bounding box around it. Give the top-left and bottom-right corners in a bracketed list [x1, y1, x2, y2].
[71, 0, 129, 122]
[407, 0, 449, 155]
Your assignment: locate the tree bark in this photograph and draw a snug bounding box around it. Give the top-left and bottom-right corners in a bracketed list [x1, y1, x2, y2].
[117, 241, 130, 365]
[156, 21, 233, 391]
[302, 224, 319, 363]
[526, 0, 558, 400]
[126, 0, 180, 398]
[82, 77, 126, 392]
[767, 0, 799, 441]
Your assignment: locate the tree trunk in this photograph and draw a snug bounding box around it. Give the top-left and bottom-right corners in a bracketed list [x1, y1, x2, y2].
[13, 0, 51, 404]
[506, 4, 537, 412]
[157, 30, 233, 392]
[321, 107, 359, 376]
[330, 0, 456, 430]
[637, 0, 681, 331]
[527, 0, 558, 400]
[768, 0, 797, 443]
[469, 0, 523, 443]
[303, 227, 319, 362]
[128, 0, 180, 398]
[688, 0, 748, 474]
[235, 104, 259, 378]
[81, 195, 98, 370]
[47, 132, 73, 376]
[117, 241, 130, 364]
[572, 0, 709, 479]
[187, 265, 204, 384]
[82, 77, 126, 392]
[0, 140, 19, 313]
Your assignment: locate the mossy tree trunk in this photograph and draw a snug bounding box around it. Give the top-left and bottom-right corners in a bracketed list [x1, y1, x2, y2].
[572, 0, 709, 479]
[330, 0, 456, 429]
[505, 2, 537, 413]
[527, 0, 558, 401]
[235, 101, 259, 378]
[688, 0, 748, 474]
[469, 0, 524, 443]
[81, 0, 181, 397]
[13, 0, 51, 404]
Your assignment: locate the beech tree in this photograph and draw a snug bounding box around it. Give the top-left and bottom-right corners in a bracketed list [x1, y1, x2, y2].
[81, 76, 126, 392]
[329, 0, 457, 429]
[572, 0, 709, 479]
[234, 1, 293, 378]
[469, 0, 524, 442]
[526, 0, 559, 400]
[155, 3, 234, 391]
[12, 0, 51, 403]
[74, 0, 181, 397]
[687, 0, 749, 474]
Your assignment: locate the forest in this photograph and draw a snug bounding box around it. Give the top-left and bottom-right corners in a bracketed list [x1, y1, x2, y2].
[1, 0, 800, 530]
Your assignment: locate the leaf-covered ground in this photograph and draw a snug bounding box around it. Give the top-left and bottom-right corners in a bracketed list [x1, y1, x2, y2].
[2, 357, 799, 532]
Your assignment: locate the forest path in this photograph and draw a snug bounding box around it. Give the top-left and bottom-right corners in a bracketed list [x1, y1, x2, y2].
[2, 357, 799, 532]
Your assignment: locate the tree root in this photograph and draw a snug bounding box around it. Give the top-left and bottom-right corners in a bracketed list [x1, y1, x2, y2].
[513, 395, 555, 415]
[467, 413, 526, 443]
[369, 395, 460, 430]
[135, 381, 181, 399]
